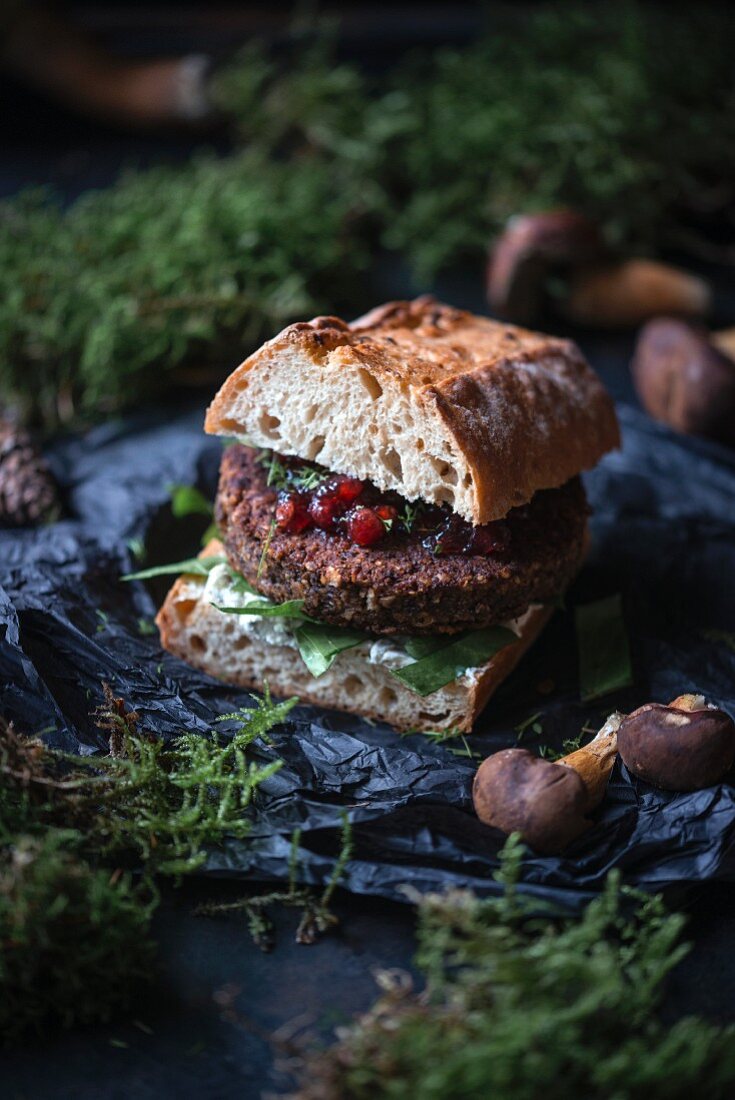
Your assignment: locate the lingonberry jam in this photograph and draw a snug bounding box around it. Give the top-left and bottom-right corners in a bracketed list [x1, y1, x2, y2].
[267, 454, 509, 557]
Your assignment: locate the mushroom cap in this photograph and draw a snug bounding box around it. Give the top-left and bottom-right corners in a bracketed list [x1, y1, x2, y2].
[617, 702, 735, 791]
[472, 747, 590, 854]
[486, 209, 606, 323]
[631, 319, 735, 445]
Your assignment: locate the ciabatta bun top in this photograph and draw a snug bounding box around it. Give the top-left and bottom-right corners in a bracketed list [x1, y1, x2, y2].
[205, 296, 619, 524]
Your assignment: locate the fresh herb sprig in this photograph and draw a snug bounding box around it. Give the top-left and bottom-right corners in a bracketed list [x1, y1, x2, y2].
[256, 449, 330, 493]
[397, 501, 425, 534]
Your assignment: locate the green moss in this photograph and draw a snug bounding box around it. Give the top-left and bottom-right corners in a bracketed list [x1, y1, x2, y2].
[0, 832, 154, 1040]
[299, 837, 735, 1099]
[0, 689, 310, 1037]
[2, 4, 733, 431]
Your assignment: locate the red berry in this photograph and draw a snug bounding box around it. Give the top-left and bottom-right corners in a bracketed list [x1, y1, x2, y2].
[334, 475, 365, 505]
[275, 491, 312, 533]
[375, 504, 398, 528]
[308, 490, 344, 531]
[346, 506, 386, 547]
[467, 522, 510, 556]
[431, 516, 469, 555]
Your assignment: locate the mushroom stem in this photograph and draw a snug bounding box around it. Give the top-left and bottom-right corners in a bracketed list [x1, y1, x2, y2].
[669, 693, 706, 712]
[563, 260, 711, 328]
[712, 328, 735, 361]
[558, 713, 622, 811]
[472, 713, 623, 854]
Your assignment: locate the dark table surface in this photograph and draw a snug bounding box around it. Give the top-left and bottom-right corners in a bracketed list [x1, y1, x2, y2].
[3, 12, 735, 1098]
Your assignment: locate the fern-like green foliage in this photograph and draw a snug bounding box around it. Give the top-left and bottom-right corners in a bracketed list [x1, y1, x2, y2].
[367, 6, 735, 277]
[59, 690, 295, 875]
[299, 836, 735, 1100]
[215, 6, 735, 279]
[0, 690, 299, 1037]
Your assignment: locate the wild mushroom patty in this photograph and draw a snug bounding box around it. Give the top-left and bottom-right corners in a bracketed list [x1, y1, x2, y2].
[216, 445, 589, 636]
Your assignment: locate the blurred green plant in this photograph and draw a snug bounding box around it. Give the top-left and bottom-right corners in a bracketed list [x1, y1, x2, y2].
[0, 832, 155, 1041]
[1, 4, 733, 431]
[367, 6, 735, 277]
[0, 152, 367, 430]
[0, 687, 355, 1038]
[297, 836, 735, 1100]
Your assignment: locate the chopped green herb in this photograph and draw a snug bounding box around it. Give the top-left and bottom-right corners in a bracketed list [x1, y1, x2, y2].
[258, 518, 277, 579]
[122, 555, 226, 581]
[391, 626, 516, 696]
[256, 449, 330, 493]
[213, 598, 306, 620]
[575, 594, 633, 702]
[137, 618, 157, 637]
[200, 521, 220, 547]
[514, 711, 542, 741]
[95, 609, 109, 634]
[398, 501, 424, 533]
[294, 622, 365, 677]
[126, 537, 146, 564]
[538, 734, 584, 762]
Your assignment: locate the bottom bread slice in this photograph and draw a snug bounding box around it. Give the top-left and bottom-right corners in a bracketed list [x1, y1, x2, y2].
[156, 543, 553, 734]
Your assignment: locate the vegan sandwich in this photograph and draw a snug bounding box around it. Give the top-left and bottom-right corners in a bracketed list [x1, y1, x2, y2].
[156, 296, 619, 732]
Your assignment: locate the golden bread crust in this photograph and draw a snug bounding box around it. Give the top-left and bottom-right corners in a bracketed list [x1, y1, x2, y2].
[205, 296, 619, 524]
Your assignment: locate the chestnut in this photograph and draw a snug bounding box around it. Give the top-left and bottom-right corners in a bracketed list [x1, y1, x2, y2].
[472, 714, 621, 854]
[617, 693, 735, 791]
[631, 320, 735, 447]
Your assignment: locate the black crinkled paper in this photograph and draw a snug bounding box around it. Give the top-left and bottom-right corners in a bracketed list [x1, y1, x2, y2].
[2, 402, 735, 909]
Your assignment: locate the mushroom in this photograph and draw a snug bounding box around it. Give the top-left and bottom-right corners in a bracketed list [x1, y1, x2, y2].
[563, 260, 711, 329]
[631, 319, 735, 446]
[486, 210, 711, 328]
[486, 210, 606, 324]
[617, 693, 735, 791]
[472, 713, 622, 854]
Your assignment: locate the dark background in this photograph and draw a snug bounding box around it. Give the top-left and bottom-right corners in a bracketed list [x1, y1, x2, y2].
[2, 4, 735, 1097]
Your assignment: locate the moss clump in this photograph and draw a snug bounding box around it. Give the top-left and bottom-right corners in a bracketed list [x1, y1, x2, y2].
[0, 832, 155, 1041]
[298, 837, 735, 1100]
[0, 688, 314, 1039]
[2, 4, 733, 431]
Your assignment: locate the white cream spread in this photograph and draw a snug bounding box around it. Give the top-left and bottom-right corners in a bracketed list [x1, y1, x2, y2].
[202, 563, 299, 650]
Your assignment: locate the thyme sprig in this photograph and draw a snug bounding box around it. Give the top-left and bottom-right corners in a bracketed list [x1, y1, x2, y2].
[256, 449, 330, 493]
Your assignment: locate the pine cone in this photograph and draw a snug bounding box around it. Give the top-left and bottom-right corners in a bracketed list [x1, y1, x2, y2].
[0, 421, 60, 527]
